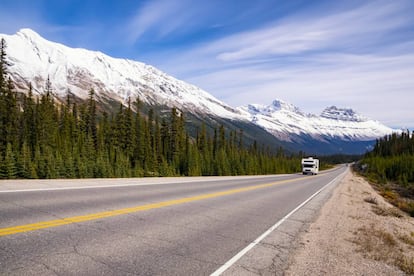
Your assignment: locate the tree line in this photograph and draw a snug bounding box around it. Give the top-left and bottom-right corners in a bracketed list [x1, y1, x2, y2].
[0, 38, 301, 179]
[361, 131, 414, 186]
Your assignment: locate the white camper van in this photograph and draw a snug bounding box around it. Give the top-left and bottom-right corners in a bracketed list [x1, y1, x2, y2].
[301, 157, 319, 175]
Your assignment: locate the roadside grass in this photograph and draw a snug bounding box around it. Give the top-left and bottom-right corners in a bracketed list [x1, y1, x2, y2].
[371, 205, 403, 218]
[363, 195, 404, 217]
[353, 164, 414, 217]
[363, 196, 378, 205]
[398, 234, 414, 247]
[352, 169, 414, 274]
[378, 186, 414, 217]
[352, 225, 414, 274]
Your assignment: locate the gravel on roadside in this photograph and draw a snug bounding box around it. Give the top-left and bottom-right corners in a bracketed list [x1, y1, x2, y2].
[286, 171, 414, 275]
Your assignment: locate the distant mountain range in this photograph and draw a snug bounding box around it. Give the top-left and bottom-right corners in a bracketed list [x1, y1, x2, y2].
[0, 29, 398, 154]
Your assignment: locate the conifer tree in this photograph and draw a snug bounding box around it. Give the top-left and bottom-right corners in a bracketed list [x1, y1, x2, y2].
[0, 37, 304, 180]
[0, 38, 8, 90]
[22, 84, 37, 154]
[87, 88, 98, 150]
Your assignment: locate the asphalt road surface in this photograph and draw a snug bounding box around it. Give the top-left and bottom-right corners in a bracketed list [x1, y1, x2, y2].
[0, 166, 347, 275]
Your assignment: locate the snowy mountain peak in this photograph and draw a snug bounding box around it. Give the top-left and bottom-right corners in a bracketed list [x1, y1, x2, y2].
[17, 28, 43, 39]
[321, 106, 367, 122]
[0, 29, 399, 153]
[239, 100, 397, 142]
[16, 28, 43, 40]
[239, 99, 302, 116]
[271, 99, 302, 114]
[1, 29, 243, 119]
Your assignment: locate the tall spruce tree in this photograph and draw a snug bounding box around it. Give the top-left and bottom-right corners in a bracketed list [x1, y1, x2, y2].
[0, 39, 303, 179]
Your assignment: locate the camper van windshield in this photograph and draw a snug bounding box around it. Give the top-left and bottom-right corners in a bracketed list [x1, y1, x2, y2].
[303, 164, 314, 168]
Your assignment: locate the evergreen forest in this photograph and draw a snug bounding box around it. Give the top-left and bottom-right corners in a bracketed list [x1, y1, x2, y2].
[0, 38, 301, 179]
[361, 132, 414, 187]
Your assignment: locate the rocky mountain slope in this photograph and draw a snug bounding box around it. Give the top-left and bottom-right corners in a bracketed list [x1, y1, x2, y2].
[3, 28, 242, 119]
[0, 29, 398, 154]
[238, 100, 394, 143]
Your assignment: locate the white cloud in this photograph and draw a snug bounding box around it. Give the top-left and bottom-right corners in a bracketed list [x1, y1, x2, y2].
[0, 7, 43, 34]
[1, 0, 412, 128]
[201, 0, 411, 62]
[185, 53, 414, 127]
[151, 0, 414, 128]
[127, 0, 177, 43]
[126, 0, 214, 44]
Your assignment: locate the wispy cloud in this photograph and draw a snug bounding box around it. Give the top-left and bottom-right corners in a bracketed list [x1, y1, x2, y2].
[0, 4, 99, 50]
[1, 0, 412, 127]
[199, 0, 411, 61]
[149, 0, 414, 128]
[0, 5, 43, 35]
[126, 0, 215, 44]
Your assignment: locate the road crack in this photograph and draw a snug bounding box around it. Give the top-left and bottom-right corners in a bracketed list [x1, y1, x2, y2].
[72, 243, 138, 276]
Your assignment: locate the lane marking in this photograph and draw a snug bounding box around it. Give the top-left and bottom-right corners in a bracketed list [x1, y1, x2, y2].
[0, 175, 314, 237]
[0, 175, 291, 193]
[210, 168, 348, 276]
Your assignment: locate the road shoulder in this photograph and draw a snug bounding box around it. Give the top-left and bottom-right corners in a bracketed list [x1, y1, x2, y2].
[222, 170, 346, 275]
[286, 171, 414, 275]
[223, 169, 414, 275]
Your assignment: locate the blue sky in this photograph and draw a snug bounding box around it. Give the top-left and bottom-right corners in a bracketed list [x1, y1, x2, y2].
[0, 0, 413, 129]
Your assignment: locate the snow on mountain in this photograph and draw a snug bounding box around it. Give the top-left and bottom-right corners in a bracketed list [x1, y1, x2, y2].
[1, 28, 242, 119]
[1, 29, 398, 149]
[238, 99, 396, 142]
[321, 106, 368, 122]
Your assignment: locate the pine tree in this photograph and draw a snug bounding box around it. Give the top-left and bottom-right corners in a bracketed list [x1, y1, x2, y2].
[87, 88, 98, 150]
[0, 41, 306, 180]
[0, 38, 8, 90]
[37, 77, 58, 154]
[17, 141, 32, 178]
[0, 143, 17, 178]
[22, 84, 37, 155]
[170, 108, 180, 164]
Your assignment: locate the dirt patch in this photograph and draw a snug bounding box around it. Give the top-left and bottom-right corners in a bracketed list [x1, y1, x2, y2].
[286, 171, 414, 275]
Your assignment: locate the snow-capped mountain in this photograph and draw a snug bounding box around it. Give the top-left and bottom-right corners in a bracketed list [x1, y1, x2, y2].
[0, 29, 398, 154]
[1, 28, 242, 119]
[238, 99, 396, 143]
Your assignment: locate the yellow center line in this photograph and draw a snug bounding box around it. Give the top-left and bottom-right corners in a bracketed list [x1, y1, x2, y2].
[0, 175, 318, 237]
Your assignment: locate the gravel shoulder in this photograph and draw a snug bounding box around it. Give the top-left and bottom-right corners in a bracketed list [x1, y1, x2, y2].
[286, 170, 414, 275]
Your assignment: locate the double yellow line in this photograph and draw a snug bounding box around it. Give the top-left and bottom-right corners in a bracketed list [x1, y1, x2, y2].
[0, 176, 308, 237]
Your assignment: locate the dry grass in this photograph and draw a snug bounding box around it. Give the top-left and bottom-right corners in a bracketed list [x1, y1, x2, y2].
[396, 257, 414, 275]
[357, 166, 414, 217]
[354, 173, 414, 274]
[364, 196, 378, 205]
[380, 190, 399, 201]
[380, 190, 414, 217]
[353, 226, 396, 258]
[288, 171, 414, 275]
[371, 205, 403, 218]
[353, 225, 414, 274]
[398, 233, 414, 247]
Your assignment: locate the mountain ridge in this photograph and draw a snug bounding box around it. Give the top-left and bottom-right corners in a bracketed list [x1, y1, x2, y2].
[0, 29, 398, 154]
[4, 28, 242, 119]
[237, 99, 394, 143]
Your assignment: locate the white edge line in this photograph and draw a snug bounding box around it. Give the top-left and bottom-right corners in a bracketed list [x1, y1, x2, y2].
[0, 182, 176, 193]
[210, 168, 348, 276]
[0, 174, 293, 193]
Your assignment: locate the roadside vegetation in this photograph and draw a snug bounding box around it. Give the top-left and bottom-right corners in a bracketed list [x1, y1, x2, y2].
[352, 223, 414, 274]
[319, 154, 361, 165]
[355, 131, 414, 216]
[318, 154, 361, 171]
[357, 187, 414, 274]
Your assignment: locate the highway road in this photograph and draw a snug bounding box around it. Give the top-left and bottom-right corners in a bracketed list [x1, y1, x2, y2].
[0, 166, 347, 275]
